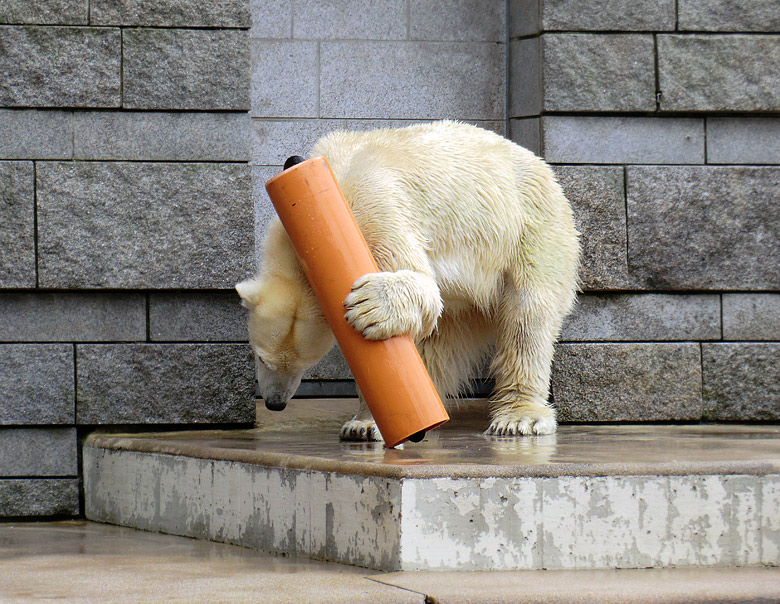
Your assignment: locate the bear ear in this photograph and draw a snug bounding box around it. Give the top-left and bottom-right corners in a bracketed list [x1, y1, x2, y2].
[235, 278, 264, 309]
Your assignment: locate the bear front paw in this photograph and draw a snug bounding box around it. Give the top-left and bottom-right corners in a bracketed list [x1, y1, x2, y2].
[340, 419, 382, 442]
[485, 407, 558, 436]
[344, 272, 420, 340]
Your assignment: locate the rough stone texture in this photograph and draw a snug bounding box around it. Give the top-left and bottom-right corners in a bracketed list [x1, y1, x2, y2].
[509, 39, 541, 118]
[0, 161, 35, 288]
[658, 35, 780, 112]
[626, 167, 780, 290]
[0, 0, 86, 24]
[0, 428, 77, 476]
[74, 112, 250, 161]
[551, 343, 702, 421]
[253, 166, 280, 263]
[410, 0, 505, 42]
[561, 294, 720, 342]
[0, 110, 72, 160]
[123, 29, 250, 110]
[703, 344, 780, 421]
[251, 40, 318, 118]
[320, 41, 505, 119]
[0, 292, 145, 342]
[304, 346, 352, 380]
[707, 118, 780, 165]
[0, 479, 79, 516]
[542, 0, 675, 31]
[0, 26, 120, 108]
[294, 0, 406, 40]
[250, 0, 292, 38]
[0, 345, 74, 425]
[542, 34, 656, 112]
[149, 291, 248, 342]
[678, 0, 780, 32]
[76, 344, 255, 424]
[554, 166, 628, 290]
[37, 161, 253, 289]
[723, 294, 780, 342]
[90, 0, 250, 27]
[543, 117, 704, 164]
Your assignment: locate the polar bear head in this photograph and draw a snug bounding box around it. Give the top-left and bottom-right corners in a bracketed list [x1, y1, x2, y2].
[236, 275, 334, 411]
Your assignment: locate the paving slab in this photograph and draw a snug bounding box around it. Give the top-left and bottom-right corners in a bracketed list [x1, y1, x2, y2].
[2, 521, 779, 603]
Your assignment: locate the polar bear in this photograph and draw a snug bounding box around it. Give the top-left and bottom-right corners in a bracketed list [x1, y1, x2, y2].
[237, 121, 579, 440]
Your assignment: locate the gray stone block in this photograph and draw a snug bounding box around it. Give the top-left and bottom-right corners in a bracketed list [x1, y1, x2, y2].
[123, 29, 250, 110]
[0, 479, 79, 517]
[73, 111, 250, 161]
[703, 344, 780, 421]
[0, 161, 34, 288]
[627, 167, 780, 290]
[254, 118, 427, 165]
[304, 346, 352, 380]
[253, 166, 280, 267]
[561, 294, 720, 342]
[320, 41, 505, 119]
[0, 0, 86, 24]
[0, 26, 120, 108]
[76, 344, 255, 424]
[0, 110, 73, 160]
[90, 0, 249, 27]
[410, 0, 505, 41]
[509, 0, 539, 37]
[678, 0, 780, 32]
[543, 116, 704, 164]
[250, 0, 292, 38]
[0, 292, 145, 342]
[37, 161, 253, 289]
[0, 428, 77, 476]
[542, 0, 675, 31]
[554, 165, 628, 290]
[542, 34, 656, 112]
[0, 344, 74, 425]
[509, 39, 541, 118]
[658, 35, 780, 112]
[509, 118, 540, 156]
[552, 343, 702, 421]
[149, 291, 248, 342]
[251, 40, 318, 118]
[707, 118, 780, 165]
[723, 294, 780, 342]
[294, 0, 406, 40]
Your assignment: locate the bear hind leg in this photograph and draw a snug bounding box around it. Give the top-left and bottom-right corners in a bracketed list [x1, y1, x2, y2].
[486, 280, 570, 436]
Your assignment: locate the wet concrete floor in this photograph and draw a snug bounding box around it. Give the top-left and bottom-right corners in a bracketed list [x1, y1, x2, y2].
[89, 398, 780, 479]
[1, 521, 779, 603]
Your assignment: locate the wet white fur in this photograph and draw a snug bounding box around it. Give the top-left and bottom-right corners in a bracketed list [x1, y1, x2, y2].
[237, 121, 580, 440]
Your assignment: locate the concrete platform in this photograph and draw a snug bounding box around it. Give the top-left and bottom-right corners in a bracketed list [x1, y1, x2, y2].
[83, 399, 780, 571]
[2, 521, 779, 603]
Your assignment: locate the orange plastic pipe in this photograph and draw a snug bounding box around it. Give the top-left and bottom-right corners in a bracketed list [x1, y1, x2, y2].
[265, 156, 449, 448]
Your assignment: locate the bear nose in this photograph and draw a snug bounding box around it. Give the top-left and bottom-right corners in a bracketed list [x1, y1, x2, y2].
[264, 395, 287, 412]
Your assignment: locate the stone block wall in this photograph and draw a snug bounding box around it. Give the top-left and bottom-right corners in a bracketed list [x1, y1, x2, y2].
[510, 0, 780, 422]
[3, 0, 779, 518]
[0, 0, 255, 517]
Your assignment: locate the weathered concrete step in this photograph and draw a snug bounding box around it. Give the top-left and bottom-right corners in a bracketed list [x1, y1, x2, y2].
[83, 413, 780, 572]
